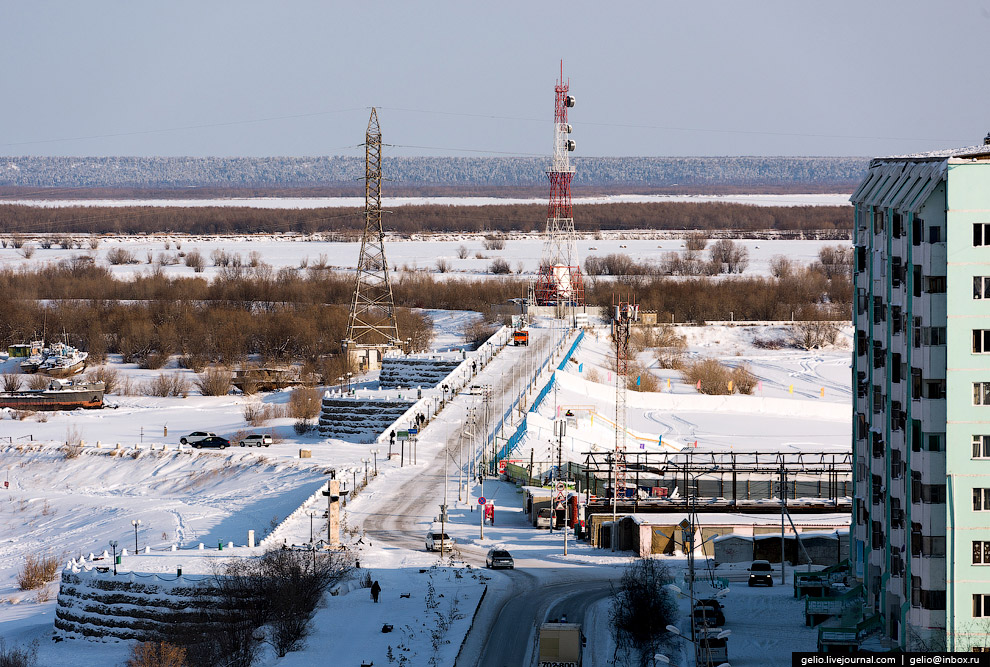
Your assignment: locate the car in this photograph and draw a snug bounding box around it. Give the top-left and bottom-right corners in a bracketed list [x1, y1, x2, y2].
[239, 434, 273, 447]
[486, 548, 514, 569]
[180, 431, 216, 445]
[193, 436, 230, 449]
[426, 530, 454, 552]
[692, 599, 725, 627]
[748, 559, 774, 587]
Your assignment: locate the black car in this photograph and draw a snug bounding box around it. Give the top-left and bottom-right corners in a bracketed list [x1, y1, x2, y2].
[748, 560, 774, 587]
[692, 599, 725, 627]
[193, 436, 230, 449]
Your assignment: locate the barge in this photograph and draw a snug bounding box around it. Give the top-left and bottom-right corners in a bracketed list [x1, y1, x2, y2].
[0, 380, 105, 411]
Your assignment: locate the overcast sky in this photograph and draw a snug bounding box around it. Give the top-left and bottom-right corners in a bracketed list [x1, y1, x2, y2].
[2, 1, 989, 159]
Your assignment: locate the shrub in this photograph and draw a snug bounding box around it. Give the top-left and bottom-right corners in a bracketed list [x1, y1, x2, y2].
[482, 235, 505, 250]
[17, 553, 61, 590]
[244, 401, 285, 426]
[685, 232, 708, 252]
[18, 244, 36, 259]
[456, 245, 468, 259]
[126, 641, 187, 667]
[435, 258, 451, 273]
[88, 235, 101, 250]
[10, 234, 25, 248]
[791, 321, 839, 350]
[39, 238, 54, 250]
[26, 374, 50, 390]
[731, 363, 758, 394]
[184, 249, 205, 272]
[2, 373, 23, 392]
[145, 373, 190, 398]
[489, 258, 511, 274]
[0, 638, 38, 667]
[682, 358, 732, 395]
[196, 368, 233, 396]
[106, 247, 139, 265]
[627, 363, 659, 392]
[288, 386, 321, 421]
[752, 335, 785, 350]
[709, 239, 749, 274]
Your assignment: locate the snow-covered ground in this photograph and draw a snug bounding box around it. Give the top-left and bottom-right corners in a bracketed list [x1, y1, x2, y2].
[1, 193, 852, 209]
[0, 235, 847, 280]
[0, 318, 850, 664]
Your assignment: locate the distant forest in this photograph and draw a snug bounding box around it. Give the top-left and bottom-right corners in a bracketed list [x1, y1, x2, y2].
[0, 155, 867, 192]
[0, 201, 852, 236]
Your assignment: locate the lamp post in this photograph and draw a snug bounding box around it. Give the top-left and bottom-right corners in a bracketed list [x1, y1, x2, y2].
[664, 624, 731, 667]
[362, 458, 369, 485]
[308, 511, 317, 544]
[109, 540, 118, 576]
[371, 448, 379, 476]
[131, 519, 141, 555]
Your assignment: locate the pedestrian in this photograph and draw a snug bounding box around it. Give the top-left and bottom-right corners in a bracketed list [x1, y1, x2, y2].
[371, 580, 381, 603]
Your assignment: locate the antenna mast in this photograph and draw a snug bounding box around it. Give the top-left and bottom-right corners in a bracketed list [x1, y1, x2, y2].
[535, 62, 583, 312]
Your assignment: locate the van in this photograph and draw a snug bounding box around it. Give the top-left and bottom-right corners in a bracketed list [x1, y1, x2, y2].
[748, 559, 774, 587]
[536, 508, 553, 528]
[426, 530, 454, 552]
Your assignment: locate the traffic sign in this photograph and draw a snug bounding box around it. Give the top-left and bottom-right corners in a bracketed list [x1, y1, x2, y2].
[556, 502, 565, 511]
[397, 430, 409, 440]
[478, 496, 486, 505]
[497, 460, 506, 473]
[408, 427, 418, 435]
[555, 481, 566, 492]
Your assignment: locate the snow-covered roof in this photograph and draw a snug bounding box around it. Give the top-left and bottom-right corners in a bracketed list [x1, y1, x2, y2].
[874, 143, 990, 164]
[606, 512, 850, 527]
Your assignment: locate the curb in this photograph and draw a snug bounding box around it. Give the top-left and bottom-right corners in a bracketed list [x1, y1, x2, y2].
[454, 583, 488, 666]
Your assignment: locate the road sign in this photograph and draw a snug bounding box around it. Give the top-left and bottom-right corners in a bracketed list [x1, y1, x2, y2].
[497, 460, 506, 473]
[397, 430, 409, 440]
[556, 502, 565, 511]
[556, 481, 566, 492]
[478, 496, 486, 505]
[408, 427, 418, 435]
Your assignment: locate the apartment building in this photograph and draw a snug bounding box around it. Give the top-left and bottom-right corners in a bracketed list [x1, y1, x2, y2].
[852, 139, 990, 651]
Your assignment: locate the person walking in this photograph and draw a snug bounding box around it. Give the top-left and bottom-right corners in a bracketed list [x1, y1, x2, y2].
[371, 580, 382, 603]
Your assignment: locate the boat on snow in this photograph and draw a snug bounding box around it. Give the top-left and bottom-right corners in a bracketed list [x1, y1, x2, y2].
[0, 380, 105, 411]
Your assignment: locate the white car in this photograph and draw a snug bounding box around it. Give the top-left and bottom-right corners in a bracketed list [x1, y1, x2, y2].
[179, 431, 216, 445]
[426, 530, 454, 552]
[239, 434, 273, 447]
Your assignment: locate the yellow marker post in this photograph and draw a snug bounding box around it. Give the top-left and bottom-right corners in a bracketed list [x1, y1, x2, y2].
[788, 384, 794, 394]
[821, 387, 825, 398]
[728, 380, 734, 392]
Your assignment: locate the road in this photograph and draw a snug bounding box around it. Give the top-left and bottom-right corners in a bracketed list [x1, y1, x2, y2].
[357, 324, 620, 667]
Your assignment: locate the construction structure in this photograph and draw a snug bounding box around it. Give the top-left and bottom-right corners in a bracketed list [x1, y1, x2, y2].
[611, 299, 638, 528]
[534, 62, 584, 314]
[343, 108, 401, 371]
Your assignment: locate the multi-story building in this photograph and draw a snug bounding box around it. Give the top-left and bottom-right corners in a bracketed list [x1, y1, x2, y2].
[852, 138, 990, 651]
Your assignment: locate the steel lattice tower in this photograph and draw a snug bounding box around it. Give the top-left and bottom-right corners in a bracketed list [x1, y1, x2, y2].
[344, 108, 400, 362]
[611, 298, 637, 518]
[535, 62, 583, 308]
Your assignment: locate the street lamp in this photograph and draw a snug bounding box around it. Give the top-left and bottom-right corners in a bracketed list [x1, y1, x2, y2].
[362, 458, 370, 485]
[109, 540, 118, 575]
[371, 448, 379, 476]
[308, 511, 317, 544]
[131, 519, 141, 555]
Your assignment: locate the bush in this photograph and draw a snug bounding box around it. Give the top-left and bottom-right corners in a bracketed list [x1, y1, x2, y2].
[609, 558, 678, 665]
[106, 247, 139, 265]
[26, 374, 50, 390]
[2, 373, 23, 392]
[682, 358, 732, 395]
[489, 258, 511, 274]
[126, 641, 187, 667]
[84, 367, 120, 394]
[482, 235, 505, 250]
[195, 368, 232, 396]
[0, 638, 38, 667]
[709, 239, 749, 274]
[456, 245, 468, 259]
[627, 363, 659, 392]
[435, 258, 451, 273]
[184, 249, 205, 272]
[791, 321, 839, 350]
[684, 232, 708, 252]
[18, 244, 35, 259]
[145, 373, 190, 398]
[731, 363, 758, 394]
[17, 553, 61, 590]
[288, 386, 321, 421]
[244, 401, 285, 426]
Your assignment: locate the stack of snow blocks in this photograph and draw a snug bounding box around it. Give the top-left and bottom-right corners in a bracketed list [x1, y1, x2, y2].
[378, 355, 463, 389]
[318, 393, 416, 443]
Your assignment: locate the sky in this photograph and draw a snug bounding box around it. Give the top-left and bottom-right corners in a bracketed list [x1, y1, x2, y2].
[2, 1, 990, 159]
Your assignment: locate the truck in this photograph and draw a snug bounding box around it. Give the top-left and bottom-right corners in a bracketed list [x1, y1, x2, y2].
[513, 329, 529, 346]
[538, 621, 582, 667]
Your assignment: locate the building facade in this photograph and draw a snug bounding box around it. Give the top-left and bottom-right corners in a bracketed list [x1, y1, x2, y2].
[852, 143, 990, 650]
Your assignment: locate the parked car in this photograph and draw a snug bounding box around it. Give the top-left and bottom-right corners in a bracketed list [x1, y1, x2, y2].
[692, 599, 726, 627]
[239, 434, 273, 447]
[748, 560, 774, 587]
[536, 507, 553, 528]
[486, 548, 514, 569]
[180, 431, 216, 445]
[193, 436, 230, 449]
[425, 530, 454, 552]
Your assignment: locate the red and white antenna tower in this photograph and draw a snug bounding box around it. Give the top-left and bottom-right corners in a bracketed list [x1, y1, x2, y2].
[534, 62, 583, 309]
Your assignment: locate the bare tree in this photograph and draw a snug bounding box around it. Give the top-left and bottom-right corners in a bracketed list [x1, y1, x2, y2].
[609, 558, 678, 667]
[456, 245, 468, 260]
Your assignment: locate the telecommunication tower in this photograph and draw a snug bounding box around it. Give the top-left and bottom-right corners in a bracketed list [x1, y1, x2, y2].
[343, 108, 400, 371]
[611, 297, 638, 525]
[534, 62, 583, 310]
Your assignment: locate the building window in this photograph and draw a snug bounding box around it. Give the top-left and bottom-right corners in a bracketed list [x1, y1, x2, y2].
[974, 489, 990, 511]
[975, 595, 990, 618]
[922, 327, 946, 346]
[928, 433, 944, 452]
[974, 435, 990, 459]
[976, 383, 990, 406]
[975, 223, 990, 247]
[975, 277, 990, 300]
[874, 211, 885, 235]
[974, 541, 990, 564]
[924, 276, 947, 294]
[929, 225, 943, 243]
[925, 380, 946, 400]
[976, 330, 990, 354]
